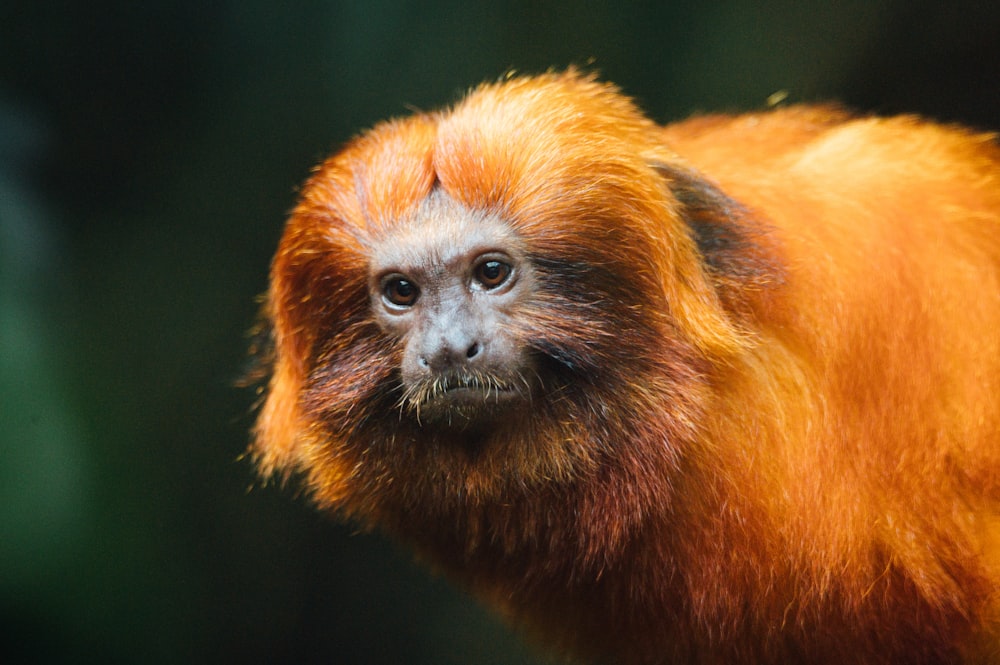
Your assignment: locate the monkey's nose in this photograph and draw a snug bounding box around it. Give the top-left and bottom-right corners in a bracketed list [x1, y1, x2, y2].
[419, 339, 482, 372]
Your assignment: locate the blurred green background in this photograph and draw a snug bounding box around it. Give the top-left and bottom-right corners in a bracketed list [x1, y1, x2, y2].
[1, 1, 997, 663]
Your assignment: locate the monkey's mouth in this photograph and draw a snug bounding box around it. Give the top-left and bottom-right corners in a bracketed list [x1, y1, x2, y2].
[427, 374, 520, 403]
[401, 372, 526, 425]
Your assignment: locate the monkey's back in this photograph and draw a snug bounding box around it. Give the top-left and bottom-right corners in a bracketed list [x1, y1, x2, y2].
[666, 107, 1000, 660]
[665, 107, 1000, 486]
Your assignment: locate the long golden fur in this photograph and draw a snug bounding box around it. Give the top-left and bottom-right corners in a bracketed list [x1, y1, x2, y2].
[252, 70, 1000, 664]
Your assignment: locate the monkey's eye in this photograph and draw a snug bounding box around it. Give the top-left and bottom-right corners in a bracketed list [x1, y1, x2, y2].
[383, 276, 420, 307]
[473, 260, 512, 290]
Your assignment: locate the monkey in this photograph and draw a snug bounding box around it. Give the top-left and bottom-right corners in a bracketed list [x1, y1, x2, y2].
[250, 69, 1000, 664]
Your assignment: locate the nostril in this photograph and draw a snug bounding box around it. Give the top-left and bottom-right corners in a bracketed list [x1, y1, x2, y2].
[466, 342, 480, 359]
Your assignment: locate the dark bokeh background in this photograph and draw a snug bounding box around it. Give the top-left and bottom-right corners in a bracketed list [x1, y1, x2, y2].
[1, 1, 997, 663]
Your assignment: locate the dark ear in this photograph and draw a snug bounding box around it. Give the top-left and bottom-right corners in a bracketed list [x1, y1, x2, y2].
[653, 162, 781, 313]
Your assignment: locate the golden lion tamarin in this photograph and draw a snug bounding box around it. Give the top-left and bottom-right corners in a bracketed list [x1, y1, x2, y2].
[251, 70, 1000, 664]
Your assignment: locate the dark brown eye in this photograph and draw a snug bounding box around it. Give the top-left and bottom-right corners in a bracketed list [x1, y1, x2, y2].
[383, 277, 419, 307]
[474, 260, 512, 289]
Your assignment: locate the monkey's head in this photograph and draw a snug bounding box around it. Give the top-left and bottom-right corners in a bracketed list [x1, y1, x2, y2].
[252, 70, 769, 519]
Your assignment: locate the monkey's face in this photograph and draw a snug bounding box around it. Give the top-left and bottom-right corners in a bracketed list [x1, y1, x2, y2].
[369, 190, 537, 428]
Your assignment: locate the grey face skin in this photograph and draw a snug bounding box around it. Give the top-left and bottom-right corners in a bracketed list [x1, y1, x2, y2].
[368, 191, 538, 427]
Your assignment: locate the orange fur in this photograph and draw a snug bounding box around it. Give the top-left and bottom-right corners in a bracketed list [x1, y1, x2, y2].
[252, 70, 1000, 664]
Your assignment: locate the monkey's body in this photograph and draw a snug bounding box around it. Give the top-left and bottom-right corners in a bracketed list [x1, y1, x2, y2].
[253, 72, 1000, 663]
